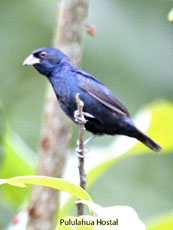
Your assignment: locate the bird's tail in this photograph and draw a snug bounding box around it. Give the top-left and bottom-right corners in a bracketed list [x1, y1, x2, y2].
[135, 129, 162, 152]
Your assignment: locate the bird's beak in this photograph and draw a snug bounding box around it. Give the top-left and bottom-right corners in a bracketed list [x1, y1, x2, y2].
[23, 54, 40, 66]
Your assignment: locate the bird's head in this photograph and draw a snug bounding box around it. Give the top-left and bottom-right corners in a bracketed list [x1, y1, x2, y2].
[23, 47, 69, 76]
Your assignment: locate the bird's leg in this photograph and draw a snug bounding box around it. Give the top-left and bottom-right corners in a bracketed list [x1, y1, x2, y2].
[75, 135, 97, 158]
[74, 102, 89, 158]
[84, 135, 97, 146]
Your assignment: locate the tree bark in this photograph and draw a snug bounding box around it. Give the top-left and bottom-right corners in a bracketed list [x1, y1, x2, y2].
[26, 0, 89, 230]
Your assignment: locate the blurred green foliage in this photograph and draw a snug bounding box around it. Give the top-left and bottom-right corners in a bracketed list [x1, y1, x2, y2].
[0, 129, 35, 206]
[0, 0, 173, 229]
[147, 213, 173, 230]
[168, 8, 173, 21]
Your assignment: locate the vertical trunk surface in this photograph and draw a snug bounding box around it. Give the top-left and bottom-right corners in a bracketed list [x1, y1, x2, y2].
[26, 0, 89, 230]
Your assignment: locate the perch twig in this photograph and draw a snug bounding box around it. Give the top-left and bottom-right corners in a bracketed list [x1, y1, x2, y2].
[75, 93, 87, 216]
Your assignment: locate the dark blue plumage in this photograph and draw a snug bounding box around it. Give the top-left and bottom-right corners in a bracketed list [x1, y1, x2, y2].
[23, 47, 161, 151]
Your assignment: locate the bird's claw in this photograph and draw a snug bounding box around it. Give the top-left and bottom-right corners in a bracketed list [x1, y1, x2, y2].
[75, 147, 89, 158]
[74, 110, 87, 124]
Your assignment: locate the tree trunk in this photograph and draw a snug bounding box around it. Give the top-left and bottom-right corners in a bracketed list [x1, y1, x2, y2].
[26, 0, 89, 230]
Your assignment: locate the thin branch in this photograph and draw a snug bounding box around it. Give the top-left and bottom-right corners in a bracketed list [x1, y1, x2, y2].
[75, 93, 87, 216]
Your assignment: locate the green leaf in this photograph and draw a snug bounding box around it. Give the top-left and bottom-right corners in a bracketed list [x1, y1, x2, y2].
[0, 176, 93, 202]
[1, 128, 36, 177]
[147, 213, 173, 230]
[130, 100, 173, 154]
[0, 128, 36, 206]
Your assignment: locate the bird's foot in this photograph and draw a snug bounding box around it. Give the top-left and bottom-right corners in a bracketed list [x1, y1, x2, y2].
[84, 135, 97, 146]
[74, 110, 87, 124]
[75, 147, 89, 158]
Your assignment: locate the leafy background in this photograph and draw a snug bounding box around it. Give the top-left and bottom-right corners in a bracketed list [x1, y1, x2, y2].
[0, 0, 172, 229]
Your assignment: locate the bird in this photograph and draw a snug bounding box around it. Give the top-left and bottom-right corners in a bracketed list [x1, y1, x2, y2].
[23, 47, 161, 152]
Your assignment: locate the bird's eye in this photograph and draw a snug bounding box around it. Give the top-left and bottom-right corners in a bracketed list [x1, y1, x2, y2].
[39, 51, 47, 59]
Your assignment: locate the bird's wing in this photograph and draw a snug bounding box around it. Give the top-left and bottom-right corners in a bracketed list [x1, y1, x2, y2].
[77, 70, 130, 117]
